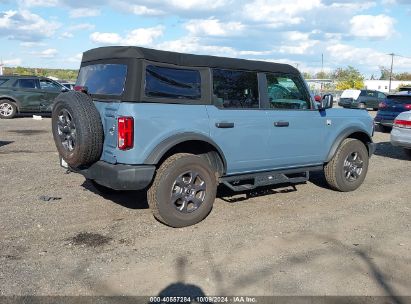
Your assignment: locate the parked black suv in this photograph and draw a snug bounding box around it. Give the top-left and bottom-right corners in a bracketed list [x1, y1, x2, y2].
[338, 89, 386, 110]
[0, 75, 67, 119]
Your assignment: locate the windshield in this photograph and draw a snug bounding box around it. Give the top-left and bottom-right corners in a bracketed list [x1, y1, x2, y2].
[76, 64, 127, 95]
[341, 89, 361, 100]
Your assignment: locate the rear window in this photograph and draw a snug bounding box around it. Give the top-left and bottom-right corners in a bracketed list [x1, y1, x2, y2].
[387, 94, 411, 104]
[145, 65, 201, 100]
[76, 64, 127, 95]
[15, 79, 37, 89]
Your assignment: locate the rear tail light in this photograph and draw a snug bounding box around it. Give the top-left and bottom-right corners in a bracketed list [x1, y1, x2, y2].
[404, 104, 411, 110]
[74, 85, 88, 94]
[378, 102, 386, 108]
[118, 117, 134, 150]
[393, 119, 411, 129]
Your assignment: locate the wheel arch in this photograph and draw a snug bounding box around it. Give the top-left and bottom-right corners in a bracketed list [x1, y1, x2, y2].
[144, 133, 227, 176]
[326, 128, 373, 162]
[0, 96, 20, 112]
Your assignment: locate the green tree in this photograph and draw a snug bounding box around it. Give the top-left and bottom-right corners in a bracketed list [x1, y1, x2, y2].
[395, 72, 411, 81]
[302, 72, 312, 79]
[333, 66, 364, 90]
[379, 66, 391, 80]
[315, 71, 331, 79]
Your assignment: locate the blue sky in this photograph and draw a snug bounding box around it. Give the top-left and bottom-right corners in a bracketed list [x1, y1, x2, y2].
[1, 0, 411, 78]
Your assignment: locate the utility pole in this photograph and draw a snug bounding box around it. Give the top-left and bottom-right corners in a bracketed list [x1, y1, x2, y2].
[321, 53, 324, 73]
[388, 53, 394, 93]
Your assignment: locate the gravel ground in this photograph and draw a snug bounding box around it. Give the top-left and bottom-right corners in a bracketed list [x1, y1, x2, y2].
[0, 114, 410, 297]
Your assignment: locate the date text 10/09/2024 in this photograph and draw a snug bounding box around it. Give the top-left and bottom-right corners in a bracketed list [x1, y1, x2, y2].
[149, 297, 257, 303]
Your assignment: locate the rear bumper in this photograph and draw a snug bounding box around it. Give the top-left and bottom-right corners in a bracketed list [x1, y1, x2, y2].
[374, 117, 394, 127]
[391, 127, 411, 148]
[72, 161, 156, 191]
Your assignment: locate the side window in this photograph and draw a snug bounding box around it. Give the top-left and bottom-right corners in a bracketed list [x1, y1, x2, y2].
[212, 69, 259, 109]
[15, 79, 37, 89]
[359, 90, 367, 97]
[40, 79, 61, 91]
[0, 79, 9, 86]
[266, 74, 310, 110]
[378, 92, 386, 99]
[367, 91, 377, 98]
[145, 65, 201, 100]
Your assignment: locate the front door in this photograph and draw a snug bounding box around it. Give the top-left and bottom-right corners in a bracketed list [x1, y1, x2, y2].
[264, 73, 326, 168]
[39, 78, 64, 112]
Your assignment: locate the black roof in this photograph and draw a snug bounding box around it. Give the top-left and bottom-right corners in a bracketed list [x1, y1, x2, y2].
[82, 46, 299, 75]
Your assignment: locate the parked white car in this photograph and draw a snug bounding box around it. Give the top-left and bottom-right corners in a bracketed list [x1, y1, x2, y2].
[390, 110, 411, 157]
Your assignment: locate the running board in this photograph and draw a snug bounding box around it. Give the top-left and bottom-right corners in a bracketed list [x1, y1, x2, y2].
[220, 166, 322, 192]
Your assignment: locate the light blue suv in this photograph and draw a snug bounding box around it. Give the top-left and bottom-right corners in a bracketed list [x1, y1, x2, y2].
[51, 46, 376, 227]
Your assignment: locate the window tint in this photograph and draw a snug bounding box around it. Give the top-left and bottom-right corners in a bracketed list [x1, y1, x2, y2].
[0, 79, 9, 86]
[40, 79, 61, 91]
[76, 64, 127, 95]
[145, 65, 201, 100]
[378, 92, 386, 99]
[367, 91, 377, 98]
[212, 69, 259, 108]
[266, 74, 310, 110]
[16, 79, 37, 89]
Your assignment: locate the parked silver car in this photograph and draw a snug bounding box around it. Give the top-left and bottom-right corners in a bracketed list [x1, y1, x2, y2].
[391, 110, 411, 157]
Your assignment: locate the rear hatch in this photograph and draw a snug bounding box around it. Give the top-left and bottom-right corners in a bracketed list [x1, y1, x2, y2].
[339, 89, 361, 106]
[75, 63, 128, 164]
[376, 93, 411, 124]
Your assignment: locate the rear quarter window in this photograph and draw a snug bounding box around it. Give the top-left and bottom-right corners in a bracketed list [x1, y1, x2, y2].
[145, 65, 201, 100]
[76, 64, 127, 95]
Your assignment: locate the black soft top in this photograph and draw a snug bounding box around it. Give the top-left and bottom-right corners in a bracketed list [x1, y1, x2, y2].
[82, 46, 299, 75]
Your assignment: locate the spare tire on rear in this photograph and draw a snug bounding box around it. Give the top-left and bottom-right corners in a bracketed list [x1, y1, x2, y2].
[52, 91, 104, 168]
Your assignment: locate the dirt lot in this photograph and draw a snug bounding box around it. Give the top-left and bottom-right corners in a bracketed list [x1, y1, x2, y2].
[0, 114, 410, 297]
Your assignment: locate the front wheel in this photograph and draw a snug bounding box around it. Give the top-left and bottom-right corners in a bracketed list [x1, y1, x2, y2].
[324, 138, 369, 192]
[147, 153, 217, 228]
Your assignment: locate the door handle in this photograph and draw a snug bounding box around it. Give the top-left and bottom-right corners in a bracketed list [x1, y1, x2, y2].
[215, 122, 234, 128]
[274, 121, 289, 127]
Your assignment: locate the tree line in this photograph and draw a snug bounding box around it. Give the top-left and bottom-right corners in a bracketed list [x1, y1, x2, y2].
[3, 67, 78, 81]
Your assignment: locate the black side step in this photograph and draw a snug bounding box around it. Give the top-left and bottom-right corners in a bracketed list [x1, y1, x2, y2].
[220, 166, 322, 192]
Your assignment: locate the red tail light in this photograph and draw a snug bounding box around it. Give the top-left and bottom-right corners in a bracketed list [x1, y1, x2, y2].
[394, 119, 411, 129]
[378, 102, 386, 108]
[74, 85, 88, 93]
[404, 104, 411, 110]
[118, 117, 134, 150]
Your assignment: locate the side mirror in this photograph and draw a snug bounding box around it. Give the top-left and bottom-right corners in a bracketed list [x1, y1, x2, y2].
[319, 94, 333, 110]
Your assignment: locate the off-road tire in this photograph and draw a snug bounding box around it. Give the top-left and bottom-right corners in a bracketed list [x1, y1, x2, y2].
[324, 138, 369, 192]
[0, 99, 17, 119]
[52, 91, 103, 168]
[147, 153, 217, 228]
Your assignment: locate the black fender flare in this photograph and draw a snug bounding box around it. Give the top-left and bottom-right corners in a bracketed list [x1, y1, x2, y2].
[144, 132, 227, 173]
[325, 127, 372, 162]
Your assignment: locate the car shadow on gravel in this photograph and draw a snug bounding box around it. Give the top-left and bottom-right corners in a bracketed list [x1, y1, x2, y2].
[0, 140, 13, 147]
[374, 142, 411, 161]
[81, 180, 149, 209]
[308, 171, 333, 190]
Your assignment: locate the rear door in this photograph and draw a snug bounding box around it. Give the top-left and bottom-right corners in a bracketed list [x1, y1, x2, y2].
[264, 73, 326, 168]
[206, 69, 272, 175]
[12, 78, 44, 112]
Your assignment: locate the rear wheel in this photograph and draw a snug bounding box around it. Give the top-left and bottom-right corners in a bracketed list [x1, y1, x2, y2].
[324, 138, 369, 192]
[0, 100, 17, 119]
[147, 153, 217, 228]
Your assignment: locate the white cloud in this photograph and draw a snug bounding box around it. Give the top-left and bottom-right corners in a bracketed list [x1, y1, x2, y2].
[68, 23, 95, 31]
[20, 41, 46, 47]
[68, 52, 82, 63]
[167, 0, 228, 10]
[128, 5, 164, 16]
[33, 48, 58, 58]
[350, 14, 395, 39]
[3, 58, 23, 66]
[69, 8, 100, 18]
[0, 10, 60, 41]
[185, 18, 245, 37]
[243, 0, 321, 27]
[90, 26, 164, 46]
[17, 0, 58, 7]
[61, 32, 73, 38]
